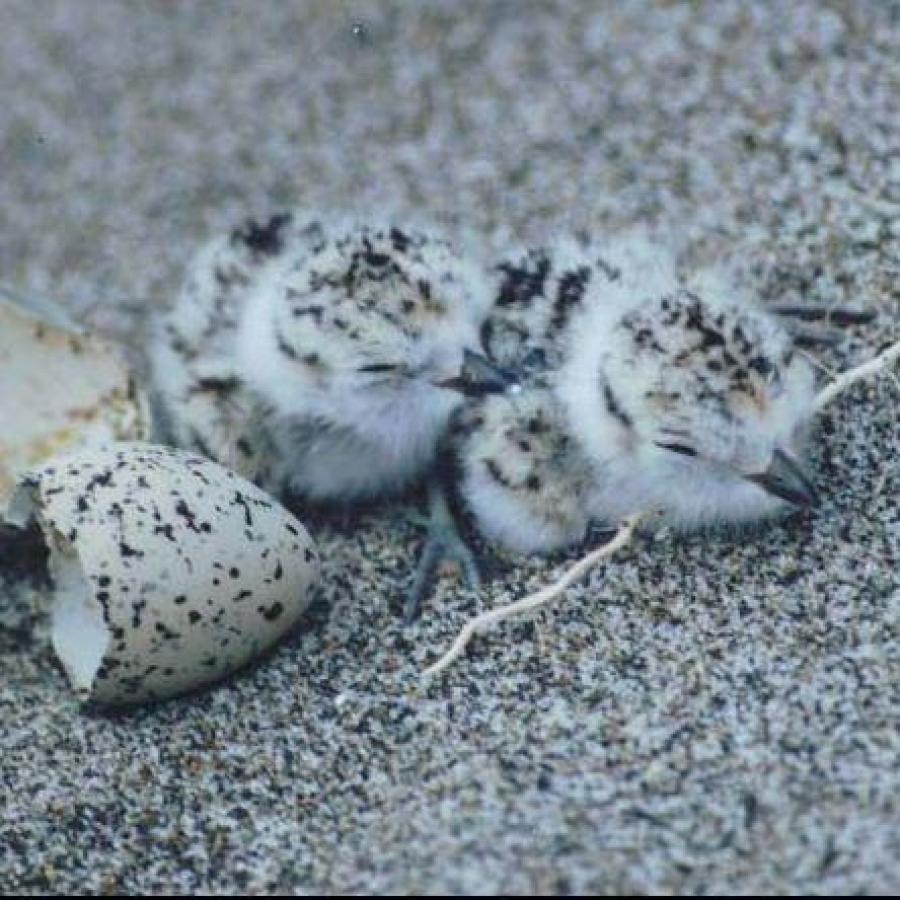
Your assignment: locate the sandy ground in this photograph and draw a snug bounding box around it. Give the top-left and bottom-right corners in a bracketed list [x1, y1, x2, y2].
[1, 1, 898, 893]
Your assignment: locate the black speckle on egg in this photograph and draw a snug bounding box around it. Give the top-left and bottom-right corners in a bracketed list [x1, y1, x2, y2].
[119, 540, 144, 559]
[232, 491, 254, 527]
[85, 470, 114, 492]
[174, 498, 202, 533]
[154, 622, 181, 640]
[259, 602, 284, 621]
[154, 523, 176, 541]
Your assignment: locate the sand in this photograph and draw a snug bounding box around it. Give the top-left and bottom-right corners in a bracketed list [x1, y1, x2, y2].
[1, 1, 897, 893]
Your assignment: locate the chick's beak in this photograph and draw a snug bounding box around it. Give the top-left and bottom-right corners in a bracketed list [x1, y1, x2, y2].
[745, 447, 820, 508]
[433, 349, 518, 398]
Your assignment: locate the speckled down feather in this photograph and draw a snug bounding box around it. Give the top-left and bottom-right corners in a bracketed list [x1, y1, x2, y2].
[455, 236, 819, 551]
[152, 213, 492, 501]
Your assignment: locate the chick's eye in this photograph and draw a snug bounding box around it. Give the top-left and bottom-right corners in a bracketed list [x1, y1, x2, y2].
[520, 347, 547, 370]
[654, 441, 697, 457]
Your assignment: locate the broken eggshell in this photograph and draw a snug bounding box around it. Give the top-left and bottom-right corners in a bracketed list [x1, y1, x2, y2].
[0, 287, 150, 509]
[4, 443, 320, 706]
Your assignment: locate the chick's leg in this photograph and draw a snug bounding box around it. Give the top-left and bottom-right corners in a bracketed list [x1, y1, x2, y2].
[404, 478, 480, 623]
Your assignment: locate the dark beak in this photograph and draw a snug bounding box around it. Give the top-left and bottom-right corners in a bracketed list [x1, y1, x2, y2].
[745, 447, 820, 508]
[434, 349, 518, 398]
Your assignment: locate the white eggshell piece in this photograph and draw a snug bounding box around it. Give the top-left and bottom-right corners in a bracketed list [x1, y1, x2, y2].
[5, 443, 319, 705]
[0, 290, 150, 509]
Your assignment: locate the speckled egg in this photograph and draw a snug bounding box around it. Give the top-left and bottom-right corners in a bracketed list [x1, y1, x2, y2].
[0, 288, 150, 509]
[4, 442, 320, 705]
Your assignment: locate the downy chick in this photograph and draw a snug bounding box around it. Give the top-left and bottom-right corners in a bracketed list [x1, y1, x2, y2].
[456, 237, 819, 555]
[152, 213, 493, 501]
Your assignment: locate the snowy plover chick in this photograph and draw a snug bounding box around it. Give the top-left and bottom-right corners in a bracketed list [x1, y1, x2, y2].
[455, 237, 820, 557]
[153, 211, 516, 603]
[559, 239, 819, 528]
[478, 236, 600, 381]
[452, 387, 595, 555]
[152, 212, 494, 502]
[447, 237, 603, 555]
[401, 238, 610, 615]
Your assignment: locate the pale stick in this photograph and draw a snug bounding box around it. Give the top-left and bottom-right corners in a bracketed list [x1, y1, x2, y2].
[423, 514, 643, 678]
[813, 339, 900, 413]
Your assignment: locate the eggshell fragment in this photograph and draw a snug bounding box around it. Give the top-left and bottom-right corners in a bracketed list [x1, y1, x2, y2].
[4, 443, 320, 705]
[0, 289, 149, 509]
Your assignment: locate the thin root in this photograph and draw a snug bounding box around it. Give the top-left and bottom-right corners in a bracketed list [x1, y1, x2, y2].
[422, 514, 643, 678]
[813, 339, 900, 413]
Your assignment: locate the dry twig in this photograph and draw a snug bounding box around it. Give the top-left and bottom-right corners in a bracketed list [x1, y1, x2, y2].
[423, 514, 643, 678]
[813, 338, 900, 413]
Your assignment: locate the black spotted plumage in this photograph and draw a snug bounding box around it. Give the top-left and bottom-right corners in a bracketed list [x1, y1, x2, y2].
[152, 214, 492, 503]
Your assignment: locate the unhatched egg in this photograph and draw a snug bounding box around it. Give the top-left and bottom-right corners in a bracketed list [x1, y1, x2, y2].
[4, 443, 320, 705]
